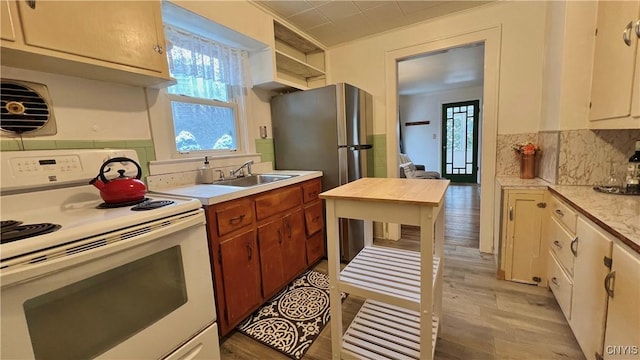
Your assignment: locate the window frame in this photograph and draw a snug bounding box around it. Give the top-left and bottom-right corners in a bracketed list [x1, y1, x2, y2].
[165, 93, 243, 155]
[153, 24, 251, 160]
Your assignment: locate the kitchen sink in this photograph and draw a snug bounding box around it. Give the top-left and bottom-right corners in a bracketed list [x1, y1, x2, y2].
[214, 174, 297, 187]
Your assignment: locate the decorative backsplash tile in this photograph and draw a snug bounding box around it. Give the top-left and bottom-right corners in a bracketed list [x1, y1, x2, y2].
[496, 133, 538, 176]
[537, 131, 559, 184]
[558, 129, 640, 185]
[497, 129, 639, 186]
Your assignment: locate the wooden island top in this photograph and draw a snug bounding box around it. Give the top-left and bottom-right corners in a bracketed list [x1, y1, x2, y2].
[319, 177, 450, 206]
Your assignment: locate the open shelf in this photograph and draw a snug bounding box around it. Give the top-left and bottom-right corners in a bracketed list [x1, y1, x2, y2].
[342, 299, 439, 359]
[275, 50, 324, 78]
[339, 246, 440, 311]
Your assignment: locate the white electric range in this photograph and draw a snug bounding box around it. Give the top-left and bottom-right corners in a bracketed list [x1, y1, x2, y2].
[0, 149, 220, 360]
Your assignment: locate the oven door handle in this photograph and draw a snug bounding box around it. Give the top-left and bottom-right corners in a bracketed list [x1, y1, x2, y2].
[0, 211, 205, 286]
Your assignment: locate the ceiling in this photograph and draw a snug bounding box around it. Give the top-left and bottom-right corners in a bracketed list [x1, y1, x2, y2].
[398, 43, 485, 96]
[251, 0, 493, 47]
[251, 0, 490, 96]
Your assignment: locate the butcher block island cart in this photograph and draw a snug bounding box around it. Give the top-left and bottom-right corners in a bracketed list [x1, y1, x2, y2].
[320, 178, 449, 359]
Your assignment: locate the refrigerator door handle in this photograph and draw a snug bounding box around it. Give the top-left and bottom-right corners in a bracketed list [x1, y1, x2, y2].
[338, 144, 373, 150]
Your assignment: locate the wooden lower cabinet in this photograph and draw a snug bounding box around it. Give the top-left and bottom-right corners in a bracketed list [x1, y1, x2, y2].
[205, 178, 324, 337]
[500, 189, 545, 285]
[570, 217, 612, 359]
[257, 209, 307, 299]
[282, 209, 307, 280]
[603, 243, 640, 360]
[219, 230, 261, 328]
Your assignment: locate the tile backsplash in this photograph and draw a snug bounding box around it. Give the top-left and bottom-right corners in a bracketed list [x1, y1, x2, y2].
[496, 133, 538, 177]
[558, 129, 640, 186]
[497, 129, 640, 186]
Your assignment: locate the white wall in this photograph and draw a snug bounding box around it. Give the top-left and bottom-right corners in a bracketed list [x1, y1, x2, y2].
[326, 1, 547, 136]
[1, 66, 150, 140]
[400, 86, 483, 171]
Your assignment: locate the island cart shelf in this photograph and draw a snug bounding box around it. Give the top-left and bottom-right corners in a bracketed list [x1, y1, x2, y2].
[320, 178, 449, 359]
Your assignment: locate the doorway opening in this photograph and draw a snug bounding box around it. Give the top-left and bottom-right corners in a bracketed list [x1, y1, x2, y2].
[396, 43, 485, 250]
[385, 26, 499, 253]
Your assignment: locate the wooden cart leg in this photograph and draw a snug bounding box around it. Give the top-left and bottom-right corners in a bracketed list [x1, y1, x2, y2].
[326, 199, 343, 360]
[419, 205, 434, 359]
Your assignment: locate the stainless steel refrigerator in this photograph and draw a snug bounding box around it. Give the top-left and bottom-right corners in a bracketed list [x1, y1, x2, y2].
[270, 83, 373, 262]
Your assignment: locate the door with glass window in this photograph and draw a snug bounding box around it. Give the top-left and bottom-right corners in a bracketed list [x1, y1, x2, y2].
[441, 100, 480, 183]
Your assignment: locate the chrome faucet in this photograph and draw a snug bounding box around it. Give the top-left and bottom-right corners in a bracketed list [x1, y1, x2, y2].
[229, 160, 253, 178]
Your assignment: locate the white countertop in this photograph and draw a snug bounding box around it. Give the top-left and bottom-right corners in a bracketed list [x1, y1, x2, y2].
[149, 170, 322, 206]
[496, 176, 640, 253]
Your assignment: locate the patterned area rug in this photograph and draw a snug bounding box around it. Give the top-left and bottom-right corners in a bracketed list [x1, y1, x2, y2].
[237, 270, 346, 360]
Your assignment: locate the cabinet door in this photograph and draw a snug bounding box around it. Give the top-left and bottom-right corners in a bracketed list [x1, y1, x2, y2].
[282, 209, 307, 281]
[257, 219, 286, 299]
[505, 191, 545, 284]
[603, 243, 640, 360]
[1, 0, 15, 41]
[589, 1, 640, 122]
[570, 217, 613, 359]
[16, 1, 166, 73]
[219, 230, 261, 328]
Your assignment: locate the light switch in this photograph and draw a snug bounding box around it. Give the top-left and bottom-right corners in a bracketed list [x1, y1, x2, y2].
[432, 133, 437, 140]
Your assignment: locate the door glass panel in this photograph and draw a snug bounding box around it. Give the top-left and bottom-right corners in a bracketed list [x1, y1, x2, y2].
[452, 113, 466, 172]
[24, 246, 187, 360]
[442, 100, 479, 183]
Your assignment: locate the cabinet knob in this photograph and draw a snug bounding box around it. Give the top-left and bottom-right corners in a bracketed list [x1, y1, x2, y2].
[154, 44, 164, 54]
[25, 0, 36, 9]
[553, 240, 563, 249]
[551, 277, 559, 287]
[623, 21, 633, 46]
[636, 20, 640, 39]
[554, 209, 564, 217]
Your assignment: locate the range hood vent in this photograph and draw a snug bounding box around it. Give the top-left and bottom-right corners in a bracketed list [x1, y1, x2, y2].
[1, 80, 56, 136]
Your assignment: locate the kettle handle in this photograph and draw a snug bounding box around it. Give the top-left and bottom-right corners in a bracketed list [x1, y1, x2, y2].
[98, 157, 142, 183]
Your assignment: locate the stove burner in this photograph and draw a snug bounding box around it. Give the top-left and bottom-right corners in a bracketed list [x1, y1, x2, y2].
[1, 223, 62, 244]
[97, 198, 149, 209]
[131, 200, 175, 211]
[1, 220, 23, 232]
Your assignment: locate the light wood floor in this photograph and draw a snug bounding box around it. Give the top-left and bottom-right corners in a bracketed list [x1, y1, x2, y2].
[219, 184, 584, 360]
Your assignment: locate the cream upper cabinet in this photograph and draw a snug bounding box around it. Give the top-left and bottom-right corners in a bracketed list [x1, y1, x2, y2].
[603, 242, 640, 360]
[570, 217, 613, 360]
[1, 1, 171, 87]
[500, 189, 546, 285]
[588, 0, 640, 129]
[0, 0, 15, 42]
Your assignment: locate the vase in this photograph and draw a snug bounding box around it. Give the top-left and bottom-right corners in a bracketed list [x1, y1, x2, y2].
[520, 154, 535, 179]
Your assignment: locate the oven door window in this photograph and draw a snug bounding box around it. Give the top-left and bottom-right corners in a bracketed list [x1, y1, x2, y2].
[23, 246, 187, 360]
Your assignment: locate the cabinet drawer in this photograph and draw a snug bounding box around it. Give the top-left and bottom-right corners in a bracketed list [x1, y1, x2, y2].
[549, 217, 576, 276]
[550, 196, 577, 234]
[548, 251, 573, 321]
[216, 199, 255, 236]
[255, 185, 302, 220]
[306, 231, 325, 265]
[304, 202, 324, 236]
[302, 179, 321, 203]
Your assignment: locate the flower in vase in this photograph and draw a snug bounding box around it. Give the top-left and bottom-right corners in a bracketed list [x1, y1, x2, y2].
[513, 142, 540, 156]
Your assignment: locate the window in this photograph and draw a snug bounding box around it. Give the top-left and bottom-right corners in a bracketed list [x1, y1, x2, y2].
[164, 24, 251, 155]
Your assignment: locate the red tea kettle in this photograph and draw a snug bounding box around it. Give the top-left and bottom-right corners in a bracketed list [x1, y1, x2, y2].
[90, 157, 147, 204]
